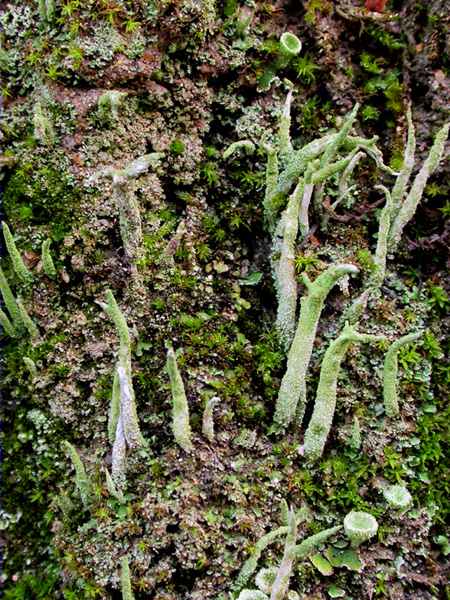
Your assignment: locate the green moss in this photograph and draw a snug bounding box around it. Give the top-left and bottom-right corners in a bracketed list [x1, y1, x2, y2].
[3, 164, 79, 238]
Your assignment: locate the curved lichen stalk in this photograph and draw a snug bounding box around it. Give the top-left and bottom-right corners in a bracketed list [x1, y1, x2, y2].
[232, 507, 310, 594]
[273, 263, 359, 431]
[202, 396, 219, 442]
[383, 332, 422, 417]
[166, 345, 193, 452]
[269, 508, 297, 600]
[303, 323, 385, 461]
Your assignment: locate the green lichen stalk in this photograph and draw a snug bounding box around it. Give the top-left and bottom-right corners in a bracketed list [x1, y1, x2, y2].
[270, 508, 297, 600]
[293, 525, 341, 558]
[62, 441, 92, 508]
[16, 298, 39, 339]
[120, 557, 135, 600]
[0, 266, 21, 329]
[41, 239, 56, 278]
[0, 309, 15, 337]
[273, 263, 359, 430]
[383, 332, 422, 417]
[166, 345, 193, 452]
[2, 222, 33, 284]
[233, 507, 310, 593]
[303, 324, 385, 461]
[389, 121, 449, 250]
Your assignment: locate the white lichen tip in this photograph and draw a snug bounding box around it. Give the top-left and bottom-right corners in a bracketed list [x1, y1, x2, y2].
[343, 511, 378, 548]
[255, 567, 277, 594]
[280, 32, 302, 57]
[237, 590, 269, 600]
[383, 484, 412, 510]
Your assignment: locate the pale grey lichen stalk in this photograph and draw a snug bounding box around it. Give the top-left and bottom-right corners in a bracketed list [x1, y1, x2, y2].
[303, 323, 385, 461]
[166, 345, 193, 452]
[101, 290, 145, 482]
[120, 557, 135, 600]
[273, 263, 359, 431]
[202, 396, 219, 443]
[270, 508, 297, 600]
[233, 506, 310, 593]
[389, 120, 449, 251]
[383, 332, 422, 417]
[99, 153, 163, 270]
[62, 441, 92, 508]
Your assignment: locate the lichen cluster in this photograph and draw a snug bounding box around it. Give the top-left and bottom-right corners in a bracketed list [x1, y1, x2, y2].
[1, 1, 449, 599]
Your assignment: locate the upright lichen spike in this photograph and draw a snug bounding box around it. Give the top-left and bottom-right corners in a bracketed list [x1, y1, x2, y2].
[116, 362, 145, 448]
[274, 178, 304, 350]
[41, 239, 56, 278]
[263, 145, 280, 232]
[108, 368, 121, 445]
[103, 290, 131, 362]
[303, 323, 385, 461]
[383, 332, 422, 417]
[112, 414, 127, 485]
[166, 345, 193, 452]
[120, 557, 135, 600]
[0, 309, 15, 337]
[278, 88, 293, 161]
[0, 266, 22, 329]
[273, 263, 359, 431]
[62, 441, 92, 508]
[16, 298, 39, 339]
[2, 222, 33, 284]
[389, 121, 449, 250]
[389, 105, 416, 220]
[202, 396, 219, 442]
[105, 468, 125, 504]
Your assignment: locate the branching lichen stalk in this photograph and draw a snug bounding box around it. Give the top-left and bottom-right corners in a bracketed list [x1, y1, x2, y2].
[270, 508, 297, 600]
[383, 332, 422, 417]
[273, 264, 359, 430]
[166, 345, 193, 452]
[303, 324, 385, 461]
[293, 525, 341, 558]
